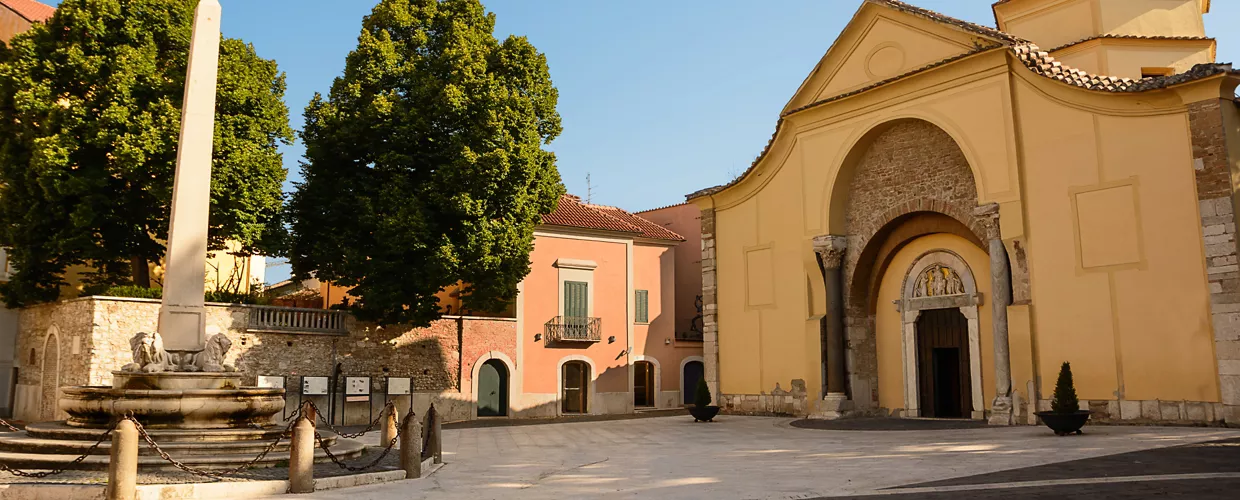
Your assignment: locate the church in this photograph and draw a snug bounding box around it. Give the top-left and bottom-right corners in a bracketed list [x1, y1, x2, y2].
[687, 0, 1240, 425]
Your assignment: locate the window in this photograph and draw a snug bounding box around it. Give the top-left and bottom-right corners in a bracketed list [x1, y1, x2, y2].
[635, 290, 649, 323]
[564, 281, 589, 318]
[1140, 67, 1174, 79]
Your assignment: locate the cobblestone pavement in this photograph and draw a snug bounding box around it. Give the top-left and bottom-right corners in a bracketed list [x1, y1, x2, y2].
[254, 416, 1240, 500]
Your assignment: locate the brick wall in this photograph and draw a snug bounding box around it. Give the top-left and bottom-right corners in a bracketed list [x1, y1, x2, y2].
[12, 297, 517, 423]
[841, 119, 983, 409]
[1188, 99, 1240, 425]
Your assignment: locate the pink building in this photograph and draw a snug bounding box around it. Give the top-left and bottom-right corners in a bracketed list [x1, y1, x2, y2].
[464, 195, 704, 418]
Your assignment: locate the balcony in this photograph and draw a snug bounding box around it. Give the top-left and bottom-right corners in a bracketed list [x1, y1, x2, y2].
[246, 305, 349, 335]
[545, 316, 602, 343]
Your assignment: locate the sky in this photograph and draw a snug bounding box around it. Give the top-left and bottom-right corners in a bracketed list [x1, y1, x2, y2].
[40, 0, 1240, 283]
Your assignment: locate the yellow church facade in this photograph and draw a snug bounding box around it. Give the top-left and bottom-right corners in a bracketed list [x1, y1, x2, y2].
[687, 0, 1240, 425]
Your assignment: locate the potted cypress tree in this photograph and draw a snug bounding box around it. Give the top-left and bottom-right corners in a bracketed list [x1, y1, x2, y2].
[688, 378, 721, 422]
[1035, 362, 1091, 435]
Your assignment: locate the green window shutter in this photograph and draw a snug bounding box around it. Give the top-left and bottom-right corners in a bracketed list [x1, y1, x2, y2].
[635, 290, 649, 323]
[564, 281, 589, 318]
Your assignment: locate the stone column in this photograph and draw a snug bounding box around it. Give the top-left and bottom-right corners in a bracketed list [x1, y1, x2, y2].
[700, 207, 722, 403]
[158, 0, 222, 354]
[976, 203, 1013, 425]
[813, 235, 851, 417]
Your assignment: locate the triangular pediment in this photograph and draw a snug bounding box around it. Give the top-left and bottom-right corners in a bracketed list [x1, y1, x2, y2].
[783, 1, 1008, 114]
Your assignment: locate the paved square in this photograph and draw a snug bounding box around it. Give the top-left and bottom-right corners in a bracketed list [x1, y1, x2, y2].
[267, 416, 1240, 499]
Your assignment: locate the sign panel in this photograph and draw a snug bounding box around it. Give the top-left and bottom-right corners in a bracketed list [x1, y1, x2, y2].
[345, 376, 370, 396]
[257, 376, 285, 389]
[302, 376, 329, 396]
[387, 377, 411, 395]
[345, 395, 369, 402]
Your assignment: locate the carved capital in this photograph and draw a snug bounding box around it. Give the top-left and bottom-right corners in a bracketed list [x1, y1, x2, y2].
[812, 235, 848, 269]
[973, 203, 1001, 240]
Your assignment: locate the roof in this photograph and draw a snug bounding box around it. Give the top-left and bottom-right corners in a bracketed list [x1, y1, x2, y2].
[0, 0, 55, 23]
[541, 195, 685, 242]
[686, 0, 1239, 201]
[1046, 34, 1214, 54]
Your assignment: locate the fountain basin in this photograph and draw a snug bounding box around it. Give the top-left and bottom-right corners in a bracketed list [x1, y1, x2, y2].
[59, 372, 285, 429]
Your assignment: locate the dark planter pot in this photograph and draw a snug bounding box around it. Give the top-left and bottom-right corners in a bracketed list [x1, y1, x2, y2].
[689, 405, 720, 422]
[1035, 410, 1091, 436]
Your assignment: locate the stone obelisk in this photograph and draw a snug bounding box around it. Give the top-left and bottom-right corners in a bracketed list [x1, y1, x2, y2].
[158, 0, 222, 355]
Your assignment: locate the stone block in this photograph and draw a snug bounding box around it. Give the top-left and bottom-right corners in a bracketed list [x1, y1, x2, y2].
[1215, 198, 1234, 216]
[1201, 199, 1219, 217]
[1120, 400, 1142, 420]
[1205, 234, 1235, 246]
[1186, 402, 1208, 422]
[1204, 224, 1227, 236]
[1141, 400, 1161, 420]
[1160, 401, 1182, 421]
[1219, 360, 1240, 376]
[1220, 375, 1240, 405]
[1224, 405, 1240, 425]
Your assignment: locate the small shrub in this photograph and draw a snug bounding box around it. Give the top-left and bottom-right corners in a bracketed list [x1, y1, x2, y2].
[1051, 361, 1080, 414]
[694, 377, 712, 408]
[99, 285, 163, 299]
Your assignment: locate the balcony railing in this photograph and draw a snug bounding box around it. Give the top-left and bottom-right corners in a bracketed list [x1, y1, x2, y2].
[246, 305, 349, 335]
[545, 316, 602, 343]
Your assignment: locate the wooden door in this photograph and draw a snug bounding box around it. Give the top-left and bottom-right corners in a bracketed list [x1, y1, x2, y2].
[915, 308, 971, 418]
[634, 361, 655, 407]
[562, 361, 589, 413]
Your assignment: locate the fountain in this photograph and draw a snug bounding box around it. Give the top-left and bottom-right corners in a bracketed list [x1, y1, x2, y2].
[0, 0, 362, 470]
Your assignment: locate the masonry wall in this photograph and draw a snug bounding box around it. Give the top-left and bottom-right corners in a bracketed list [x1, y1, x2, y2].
[13, 297, 517, 424]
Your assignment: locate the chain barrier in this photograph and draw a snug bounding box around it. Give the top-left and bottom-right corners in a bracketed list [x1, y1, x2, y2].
[303, 400, 394, 439]
[313, 414, 403, 472]
[0, 419, 118, 478]
[133, 406, 302, 479]
[0, 418, 20, 433]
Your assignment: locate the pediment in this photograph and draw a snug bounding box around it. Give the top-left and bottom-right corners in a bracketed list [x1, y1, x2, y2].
[783, 2, 1005, 114]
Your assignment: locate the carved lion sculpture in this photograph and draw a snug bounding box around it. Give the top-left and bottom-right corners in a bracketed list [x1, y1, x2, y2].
[191, 333, 237, 373]
[121, 331, 172, 373]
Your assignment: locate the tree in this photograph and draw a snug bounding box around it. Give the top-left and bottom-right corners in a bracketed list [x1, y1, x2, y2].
[288, 0, 564, 325]
[1051, 361, 1080, 414]
[0, 0, 292, 306]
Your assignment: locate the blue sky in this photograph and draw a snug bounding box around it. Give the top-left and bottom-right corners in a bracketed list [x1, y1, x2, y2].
[41, 0, 1240, 283]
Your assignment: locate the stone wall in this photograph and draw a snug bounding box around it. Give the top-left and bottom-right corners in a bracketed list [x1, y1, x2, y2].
[12, 297, 517, 424]
[1189, 98, 1240, 425]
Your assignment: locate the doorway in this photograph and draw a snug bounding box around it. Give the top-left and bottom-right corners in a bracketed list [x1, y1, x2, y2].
[682, 361, 704, 405]
[562, 361, 589, 414]
[634, 361, 655, 407]
[477, 359, 508, 417]
[915, 308, 971, 418]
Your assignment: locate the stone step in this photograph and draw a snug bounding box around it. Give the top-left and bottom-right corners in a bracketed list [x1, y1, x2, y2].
[24, 421, 290, 443]
[0, 438, 366, 471]
[0, 432, 343, 457]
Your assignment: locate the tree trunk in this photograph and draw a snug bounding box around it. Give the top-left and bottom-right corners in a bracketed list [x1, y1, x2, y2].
[130, 255, 150, 288]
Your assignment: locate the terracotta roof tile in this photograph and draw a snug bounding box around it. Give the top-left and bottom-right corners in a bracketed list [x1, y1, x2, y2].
[591, 205, 685, 241]
[686, 0, 1239, 201]
[0, 0, 55, 23]
[541, 195, 684, 241]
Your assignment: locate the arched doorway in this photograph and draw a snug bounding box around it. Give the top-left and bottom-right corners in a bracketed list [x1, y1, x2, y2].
[682, 360, 704, 405]
[477, 359, 508, 417]
[634, 361, 655, 407]
[561, 361, 589, 414]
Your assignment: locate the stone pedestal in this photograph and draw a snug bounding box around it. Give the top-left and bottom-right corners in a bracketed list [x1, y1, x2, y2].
[811, 393, 855, 420]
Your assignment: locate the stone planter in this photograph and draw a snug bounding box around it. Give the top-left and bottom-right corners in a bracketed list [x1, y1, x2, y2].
[1035, 410, 1090, 436]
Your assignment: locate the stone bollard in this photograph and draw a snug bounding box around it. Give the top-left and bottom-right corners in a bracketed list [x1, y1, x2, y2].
[380, 405, 398, 446]
[399, 413, 422, 479]
[431, 404, 443, 464]
[105, 418, 138, 500]
[289, 409, 316, 494]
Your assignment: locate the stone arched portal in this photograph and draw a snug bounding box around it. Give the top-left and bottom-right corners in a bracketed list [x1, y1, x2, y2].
[814, 118, 1014, 424]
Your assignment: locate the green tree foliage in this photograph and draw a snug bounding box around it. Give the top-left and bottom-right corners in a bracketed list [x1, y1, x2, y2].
[288, 0, 564, 325]
[695, 378, 712, 408]
[0, 0, 293, 306]
[1051, 361, 1080, 414]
